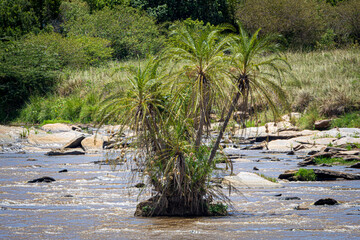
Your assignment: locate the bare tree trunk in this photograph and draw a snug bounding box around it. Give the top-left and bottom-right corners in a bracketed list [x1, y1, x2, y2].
[208, 90, 241, 165]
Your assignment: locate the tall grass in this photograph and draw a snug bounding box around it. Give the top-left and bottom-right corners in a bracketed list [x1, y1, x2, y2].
[16, 48, 360, 126]
[17, 61, 137, 124]
[284, 48, 360, 117]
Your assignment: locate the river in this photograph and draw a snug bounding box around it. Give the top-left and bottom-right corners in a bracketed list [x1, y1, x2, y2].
[1, 149, 360, 239]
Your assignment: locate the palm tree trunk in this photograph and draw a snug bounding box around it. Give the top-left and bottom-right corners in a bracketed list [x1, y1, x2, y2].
[208, 90, 241, 165]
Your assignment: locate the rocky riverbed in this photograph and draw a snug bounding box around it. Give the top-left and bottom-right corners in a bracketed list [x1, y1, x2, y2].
[1, 122, 360, 239]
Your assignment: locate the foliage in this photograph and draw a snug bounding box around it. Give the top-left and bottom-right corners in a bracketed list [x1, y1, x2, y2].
[0, 0, 61, 39]
[130, 0, 235, 25]
[84, 0, 127, 12]
[331, 112, 360, 128]
[64, 6, 164, 59]
[208, 202, 228, 216]
[295, 168, 317, 181]
[18, 91, 101, 124]
[296, 108, 321, 130]
[165, 19, 232, 149]
[236, 0, 326, 48]
[24, 32, 113, 67]
[0, 0, 38, 38]
[313, 157, 359, 166]
[0, 41, 59, 122]
[255, 173, 278, 183]
[208, 26, 290, 164]
[284, 48, 360, 122]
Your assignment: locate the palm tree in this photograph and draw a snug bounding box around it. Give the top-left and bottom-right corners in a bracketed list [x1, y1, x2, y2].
[98, 57, 166, 154]
[208, 27, 290, 164]
[165, 20, 232, 150]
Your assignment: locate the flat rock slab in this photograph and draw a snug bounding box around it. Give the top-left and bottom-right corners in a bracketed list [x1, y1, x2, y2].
[267, 139, 300, 151]
[223, 172, 283, 189]
[333, 137, 360, 146]
[28, 132, 84, 147]
[41, 123, 72, 132]
[317, 128, 360, 138]
[22, 147, 53, 153]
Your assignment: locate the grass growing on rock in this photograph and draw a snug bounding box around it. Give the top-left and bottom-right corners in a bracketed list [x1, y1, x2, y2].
[295, 168, 317, 181]
[255, 173, 278, 183]
[314, 157, 360, 166]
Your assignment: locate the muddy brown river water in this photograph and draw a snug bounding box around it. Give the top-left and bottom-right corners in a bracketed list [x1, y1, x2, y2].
[1, 150, 360, 239]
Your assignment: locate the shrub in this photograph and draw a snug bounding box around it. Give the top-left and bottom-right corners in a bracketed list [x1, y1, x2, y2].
[64, 6, 164, 59]
[327, 0, 360, 44]
[0, 0, 38, 38]
[295, 168, 316, 181]
[236, 0, 325, 48]
[0, 41, 59, 122]
[24, 32, 113, 67]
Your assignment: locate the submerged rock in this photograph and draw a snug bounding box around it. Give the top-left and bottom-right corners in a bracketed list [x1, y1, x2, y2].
[28, 176, 55, 183]
[135, 183, 145, 188]
[280, 196, 301, 200]
[314, 198, 338, 206]
[46, 148, 85, 156]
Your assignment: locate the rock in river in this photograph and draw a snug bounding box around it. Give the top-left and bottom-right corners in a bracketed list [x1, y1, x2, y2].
[279, 169, 360, 181]
[223, 172, 283, 189]
[46, 148, 85, 156]
[28, 176, 55, 183]
[314, 198, 338, 206]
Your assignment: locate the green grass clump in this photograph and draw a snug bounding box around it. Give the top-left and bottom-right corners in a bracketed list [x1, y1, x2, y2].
[331, 112, 360, 128]
[314, 157, 359, 166]
[41, 119, 72, 126]
[295, 168, 317, 181]
[208, 203, 228, 216]
[255, 173, 278, 183]
[345, 143, 360, 150]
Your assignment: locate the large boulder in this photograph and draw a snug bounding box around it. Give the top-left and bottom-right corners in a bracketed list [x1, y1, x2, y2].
[28, 132, 84, 147]
[81, 135, 108, 152]
[314, 120, 332, 130]
[62, 135, 86, 149]
[41, 123, 72, 132]
[223, 172, 283, 188]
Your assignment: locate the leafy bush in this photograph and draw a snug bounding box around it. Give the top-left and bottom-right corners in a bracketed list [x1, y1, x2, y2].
[327, 0, 360, 43]
[24, 32, 113, 67]
[64, 6, 164, 59]
[0, 0, 38, 38]
[0, 41, 59, 122]
[295, 168, 316, 181]
[236, 0, 325, 48]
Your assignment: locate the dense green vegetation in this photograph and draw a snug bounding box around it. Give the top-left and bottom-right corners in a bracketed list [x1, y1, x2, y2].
[295, 168, 317, 181]
[1, 0, 359, 126]
[314, 157, 360, 166]
[1, 0, 359, 218]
